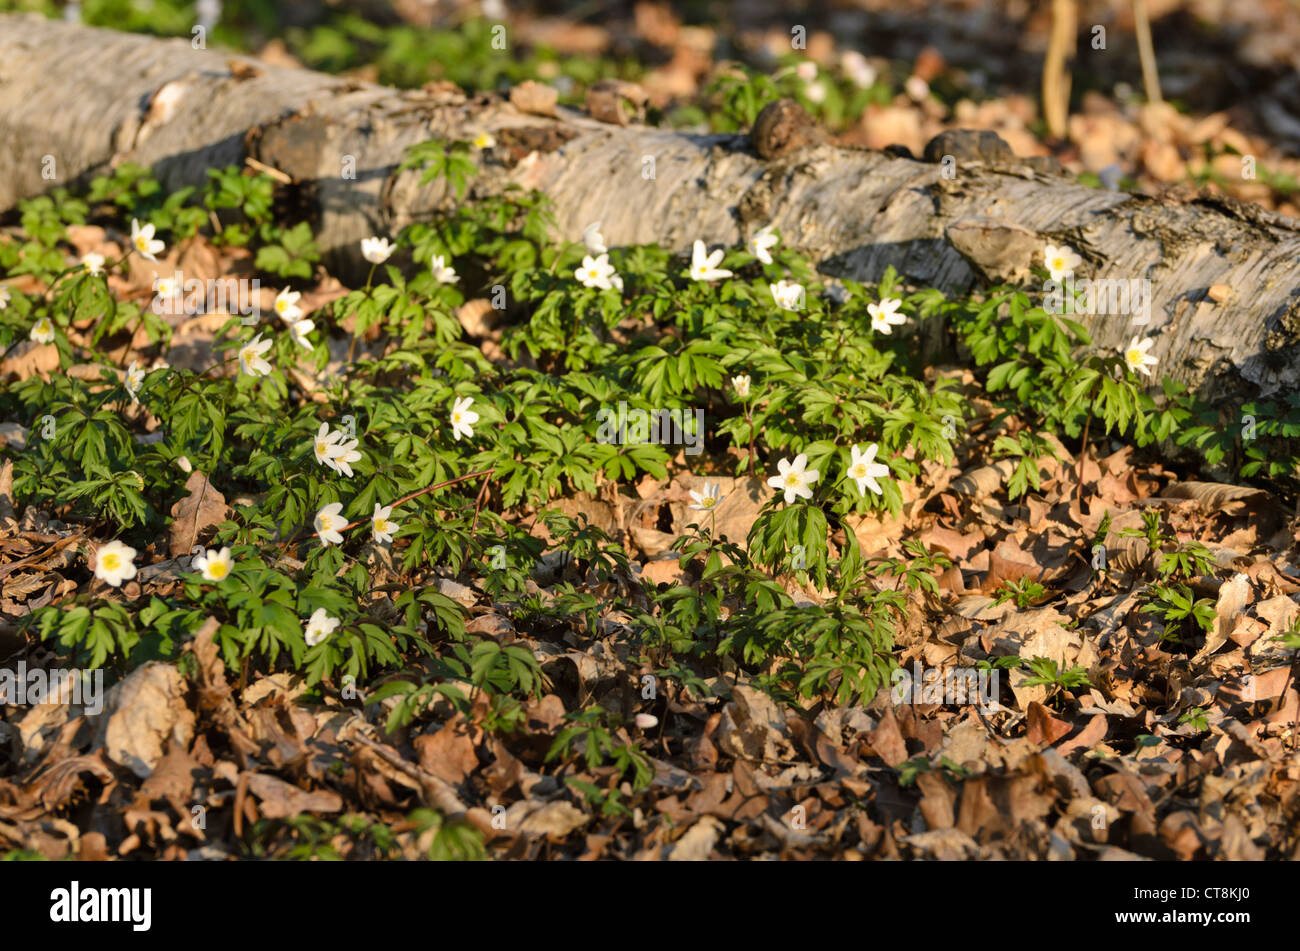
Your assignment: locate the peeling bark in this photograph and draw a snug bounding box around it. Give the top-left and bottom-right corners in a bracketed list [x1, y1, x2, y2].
[1, 15, 1298, 401]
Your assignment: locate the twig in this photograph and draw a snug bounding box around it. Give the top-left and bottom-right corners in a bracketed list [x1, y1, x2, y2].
[1133, 0, 1163, 105]
[244, 155, 293, 184]
[470, 468, 494, 532]
[1076, 408, 1092, 511]
[1042, 0, 1077, 138]
[287, 467, 495, 547]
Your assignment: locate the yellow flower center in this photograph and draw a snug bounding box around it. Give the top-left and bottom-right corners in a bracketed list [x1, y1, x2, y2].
[785, 473, 800, 487]
[375, 518, 389, 533]
[135, 236, 149, 251]
[453, 412, 462, 423]
[852, 464, 866, 477]
[1052, 256, 1066, 270]
[102, 553, 120, 570]
[1126, 348, 1143, 364]
[209, 561, 228, 579]
[701, 496, 715, 508]
[275, 299, 287, 312]
[319, 516, 333, 530]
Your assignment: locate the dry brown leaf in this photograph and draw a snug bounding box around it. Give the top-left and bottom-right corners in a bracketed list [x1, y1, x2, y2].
[92, 663, 196, 779]
[509, 80, 559, 117]
[168, 470, 230, 559]
[518, 800, 589, 839]
[1026, 701, 1073, 745]
[714, 684, 796, 763]
[244, 773, 343, 819]
[1160, 481, 1270, 516]
[1197, 573, 1253, 659]
[667, 815, 723, 860]
[413, 716, 480, 786]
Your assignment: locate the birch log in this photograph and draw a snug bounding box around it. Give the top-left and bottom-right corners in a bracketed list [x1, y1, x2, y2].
[0, 14, 1298, 402]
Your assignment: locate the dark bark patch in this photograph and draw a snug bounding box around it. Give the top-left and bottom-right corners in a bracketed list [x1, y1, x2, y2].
[751, 99, 823, 160]
[497, 125, 580, 165]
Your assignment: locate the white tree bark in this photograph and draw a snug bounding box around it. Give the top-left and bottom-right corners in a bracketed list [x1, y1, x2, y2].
[1, 14, 1297, 400]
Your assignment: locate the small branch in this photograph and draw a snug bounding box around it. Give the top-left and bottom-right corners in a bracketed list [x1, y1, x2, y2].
[288, 467, 495, 547]
[1076, 409, 1092, 511]
[244, 155, 293, 184]
[470, 468, 493, 532]
[1042, 0, 1077, 138]
[1133, 0, 1164, 105]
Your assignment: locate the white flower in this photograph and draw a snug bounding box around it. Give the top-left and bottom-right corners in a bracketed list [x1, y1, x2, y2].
[192, 546, 233, 582]
[731, 374, 751, 398]
[372, 503, 398, 544]
[749, 225, 778, 265]
[361, 236, 393, 264]
[304, 608, 341, 647]
[30, 316, 55, 344]
[314, 502, 346, 546]
[847, 444, 890, 496]
[905, 75, 930, 102]
[795, 61, 818, 82]
[0, 287, 9, 310]
[473, 131, 496, 150]
[689, 240, 732, 282]
[313, 423, 344, 467]
[805, 80, 827, 104]
[329, 438, 363, 478]
[94, 540, 137, 587]
[634, 713, 659, 729]
[868, 297, 907, 334]
[1123, 336, 1158, 377]
[582, 221, 607, 254]
[841, 50, 877, 89]
[273, 288, 302, 323]
[238, 333, 273, 377]
[154, 274, 178, 299]
[431, 254, 458, 285]
[289, 318, 315, 350]
[767, 454, 820, 504]
[176, 455, 193, 474]
[450, 396, 479, 441]
[574, 253, 617, 290]
[689, 482, 725, 511]
[1044, 243, 1082, 282]
[130, 219, 164, 262]
[125, 361, 145, 402]
[770, 280, 804, 311]
[82, 252, 105, 275]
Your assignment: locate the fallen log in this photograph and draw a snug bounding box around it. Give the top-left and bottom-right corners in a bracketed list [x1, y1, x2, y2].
[0, 14, 1297, 402]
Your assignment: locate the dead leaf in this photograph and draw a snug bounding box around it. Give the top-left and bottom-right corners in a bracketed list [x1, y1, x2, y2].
[1197, 573, 1252, 659]
[510, 80, 559, 117]
[168, 470, 229, 558]
[714, 684, 796, 763]
[244, 773, 343, 819]
[413, 716, 480, 786]
[864, 706, 909, 767]
[1026, 701, 1072, 745]
[92, 663, 196, 779]
[518, 800, 589, 839]
[668, 815, 723, 860]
